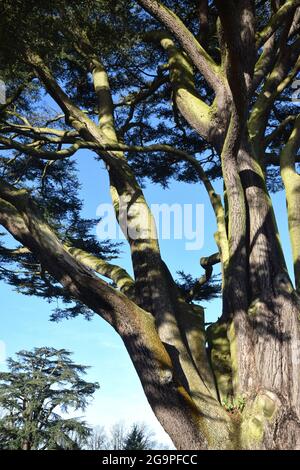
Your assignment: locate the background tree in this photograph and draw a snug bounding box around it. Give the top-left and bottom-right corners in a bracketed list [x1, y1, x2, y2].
[0, 0, 300, 450]
[109, 421, 127, 451]
[85, 422, 158, 450]
[85, 425, 108, 450]
[0, 347, 99, 450]
[123, 423, 155, 450]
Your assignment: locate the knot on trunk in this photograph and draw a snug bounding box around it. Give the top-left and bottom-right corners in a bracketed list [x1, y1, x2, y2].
[159, 368, 173, 385]
[274, 272, 294, 295]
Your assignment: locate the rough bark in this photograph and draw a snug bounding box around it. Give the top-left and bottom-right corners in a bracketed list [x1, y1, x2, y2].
[280, 115, 300, 292]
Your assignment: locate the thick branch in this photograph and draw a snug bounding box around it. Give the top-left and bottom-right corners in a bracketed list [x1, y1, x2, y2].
[187, 252, 220, 301]
[216, 0, 255, 105]
[92, 62, 117, 141]
[265, 115, 297, 145]
[158, 36, 213, 142]
[280, 114, 300, 175]
[212, 3, 257, 393]
[63, 19, 121, 145]
[0, 135, 83, 160]
[64, 244, 135, 298]
[137, 0, 223, 92]
[280, 114, 300, 290]
[249, 40, 300, 160]
[24, 52, 111, 151]
[252, 35, 277, 93]
[257, 0, 300, 48]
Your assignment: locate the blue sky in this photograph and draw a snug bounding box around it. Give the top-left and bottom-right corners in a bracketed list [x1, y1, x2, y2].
[0, 143, 294, 446]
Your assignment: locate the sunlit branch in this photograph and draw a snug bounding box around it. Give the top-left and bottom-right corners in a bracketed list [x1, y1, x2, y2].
[64, 244, 135, 298]
[256, 0, 300, 48]
[136, 0, 223, 92]
[0, 135, 84, 160]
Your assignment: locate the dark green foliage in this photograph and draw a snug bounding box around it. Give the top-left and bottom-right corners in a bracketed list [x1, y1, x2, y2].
[0, 0, 298, 188]
[0, 0, 298, 323]
[0, 155, 118, 319]
[0, 0, 218, 190]
[0, 347, 99, 450]
[176, 271, 221, 303]
[123, 423, 154, 450]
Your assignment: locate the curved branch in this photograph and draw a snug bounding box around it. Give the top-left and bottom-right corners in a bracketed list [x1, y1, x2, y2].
[117, 74, 168, 137]
[0, 135, 83, 160]
[158, 35, 213, 142]
[256, 0, 300, 48]
[136, 0, 223, 92]
[252, 35, 277, 93]
[265, 115, 297, 146]
[0, 133, 229, 263]
[1, 120, 79, 140]
[280, 114, 300, 290]
[249, 40, 300, 159]
[187, 252, 220, 301]
[64, 244, 135, 298]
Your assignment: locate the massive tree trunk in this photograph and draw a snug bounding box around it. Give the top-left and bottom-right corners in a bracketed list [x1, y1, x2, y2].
[233, 138, 300, 449]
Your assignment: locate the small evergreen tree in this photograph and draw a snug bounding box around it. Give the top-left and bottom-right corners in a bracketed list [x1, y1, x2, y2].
[0, 347, 99, 450]
[85, 422, 157, 450]
[123, 423, 154, 450]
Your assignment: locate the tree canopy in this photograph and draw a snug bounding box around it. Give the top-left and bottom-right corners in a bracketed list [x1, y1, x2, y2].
[0, 0, 300, 450]
[123, 423, 155, 450]
[0, 347, 99, 450]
